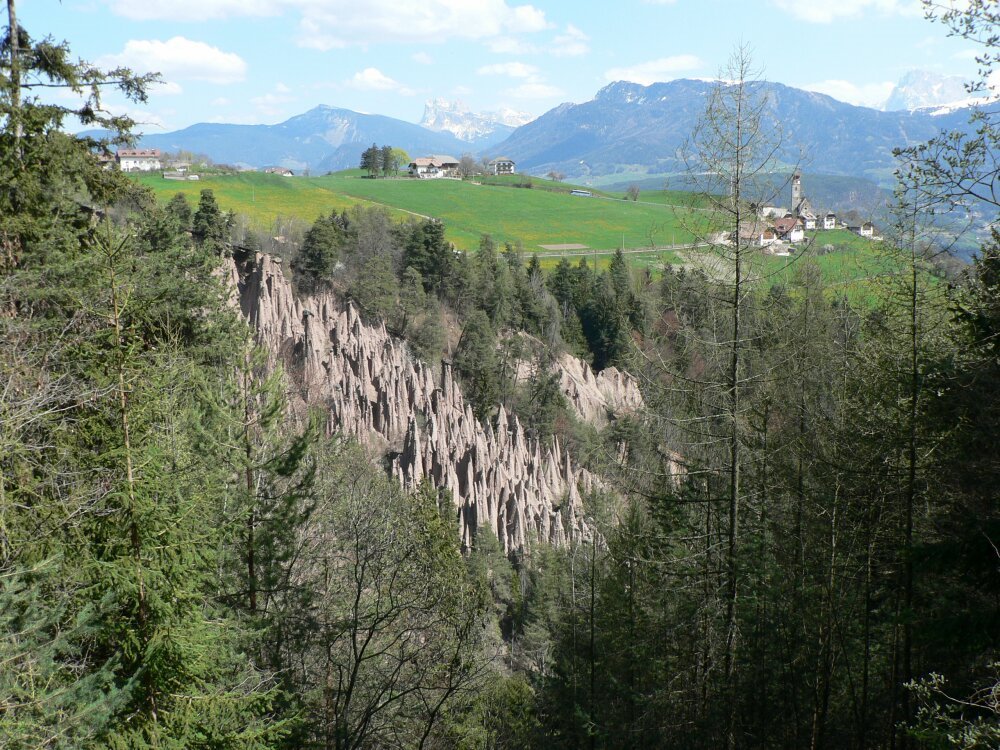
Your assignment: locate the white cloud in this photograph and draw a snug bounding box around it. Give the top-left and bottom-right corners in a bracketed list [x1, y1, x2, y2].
[604, 55, 702, 85]
[250, 83, 296, 115]
[346, 67, 416, 95]
[506, 4, 549, 32]
[107, 0, 275, 21]
[106, 0, 551, 46]
[304, 0, 550, 49]
[152, 81, 184, 95]
[478, 59, 563, 99]
[802, 79, 895, 107]
[506, 81, 564, 99]
[412, 51, 434, 65]
[770, 0, 921, 23]
[211, 97, 232, 107]
[477, 62, 539, 78]
[552, 24, 589, 57]
[98, 37, 247, 84]
[488, 37, 537, 54]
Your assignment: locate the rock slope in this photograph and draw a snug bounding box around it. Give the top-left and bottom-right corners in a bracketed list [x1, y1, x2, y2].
[237, 254, 599, 552]
[554, 353, 643, 427]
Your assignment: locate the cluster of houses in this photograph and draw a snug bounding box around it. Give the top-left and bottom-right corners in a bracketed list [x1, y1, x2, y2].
[733, 173, 877, 253]
[102, 149, 197, 179]
[406, 155, 516, 179]
[101, 149, 299, 179]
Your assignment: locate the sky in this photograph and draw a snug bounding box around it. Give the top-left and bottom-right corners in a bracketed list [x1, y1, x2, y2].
[15, 0, 984, 135]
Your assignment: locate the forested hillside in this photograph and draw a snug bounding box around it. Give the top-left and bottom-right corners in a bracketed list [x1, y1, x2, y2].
[2, 4, 997, 750]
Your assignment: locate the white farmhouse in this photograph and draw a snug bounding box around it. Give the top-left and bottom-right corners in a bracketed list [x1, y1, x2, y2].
[488, 157, 516, 175]
[849, 221, 876, 238]
[773, 216, 805, 243]
[408, 158, 440, 178]
[117, 149, 162, 172]
[407, 155, 460, 179]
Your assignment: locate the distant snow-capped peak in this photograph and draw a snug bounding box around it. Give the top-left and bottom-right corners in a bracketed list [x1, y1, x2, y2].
[420, 99, 534, 142]
[883, 70, 971, 113]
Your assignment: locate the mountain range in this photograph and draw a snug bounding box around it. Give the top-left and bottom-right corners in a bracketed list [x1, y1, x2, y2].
[494, 79, 974, 182]
[136, 78, 976, 185]
[138, 105, 470, 174]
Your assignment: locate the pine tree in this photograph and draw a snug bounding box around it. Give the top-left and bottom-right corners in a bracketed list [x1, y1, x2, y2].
[191, 188, 228, 253]
[454, 309, 500, 421]
[165, 191, 193, 232]
[295, 212, 344, 293]
[380, 144, 395, 177]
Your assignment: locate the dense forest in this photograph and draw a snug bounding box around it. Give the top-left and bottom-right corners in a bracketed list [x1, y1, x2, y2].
[1, 2, 998, 749]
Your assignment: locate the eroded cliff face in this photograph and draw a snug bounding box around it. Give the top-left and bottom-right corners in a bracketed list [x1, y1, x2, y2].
[553, 353, 643, 427]
[237, 254, 616, 553]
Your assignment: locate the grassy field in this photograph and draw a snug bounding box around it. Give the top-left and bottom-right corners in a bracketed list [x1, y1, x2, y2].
[671, 229, 900, 305]
[137, 171, 704, 252]
[311, 174, 703, 251]
[135, 172, 899, 295]
[533, 247, 685, 273]
[472, 174, 617, 197]
[619, 188, 719, 210]
[135, 172, 393, 228]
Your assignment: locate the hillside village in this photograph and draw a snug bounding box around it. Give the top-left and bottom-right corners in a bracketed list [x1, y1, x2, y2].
[740, 172, 878, 254]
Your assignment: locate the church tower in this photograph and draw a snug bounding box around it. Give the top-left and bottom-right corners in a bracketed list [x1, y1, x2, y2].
[791, 171, 802, 209]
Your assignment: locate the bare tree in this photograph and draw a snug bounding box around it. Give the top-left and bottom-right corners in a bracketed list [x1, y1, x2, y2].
[270, 446, 490, 750]
[638, 45, 789, 748]
[458, 154, 479, 179]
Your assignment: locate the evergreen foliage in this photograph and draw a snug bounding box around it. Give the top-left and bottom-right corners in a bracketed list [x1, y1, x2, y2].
[293, 211, 345, 293]
[455, 309, 501, 421]
[191, 188, 229, 253]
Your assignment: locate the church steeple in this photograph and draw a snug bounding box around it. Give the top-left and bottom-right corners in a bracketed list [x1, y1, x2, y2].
[791, 171, 802, 208]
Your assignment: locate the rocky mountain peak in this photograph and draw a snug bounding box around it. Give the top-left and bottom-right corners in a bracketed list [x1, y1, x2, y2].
[420, 99, 534, 143]
[595, 80, 647, 104]
[883, 70, 970, 112]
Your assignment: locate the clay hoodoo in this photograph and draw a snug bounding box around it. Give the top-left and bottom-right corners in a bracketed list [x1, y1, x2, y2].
[238, 254, 598, 552]
[553, 352, 643, 426]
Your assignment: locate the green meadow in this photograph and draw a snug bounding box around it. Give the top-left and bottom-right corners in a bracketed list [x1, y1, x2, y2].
[134, 172, 389, 227]
[135, 173, 896, 295]
[311, 174, 702, 251]
[472, 173, 616, 197]
[136, 172, 702, 253]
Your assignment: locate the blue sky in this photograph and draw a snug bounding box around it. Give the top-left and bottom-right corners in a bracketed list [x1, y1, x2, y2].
[17, 0, 982, 134]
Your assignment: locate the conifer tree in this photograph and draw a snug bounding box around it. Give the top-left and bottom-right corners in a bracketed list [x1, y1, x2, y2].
[192, 188, 228, 253]
[455, 309, 501, 421]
